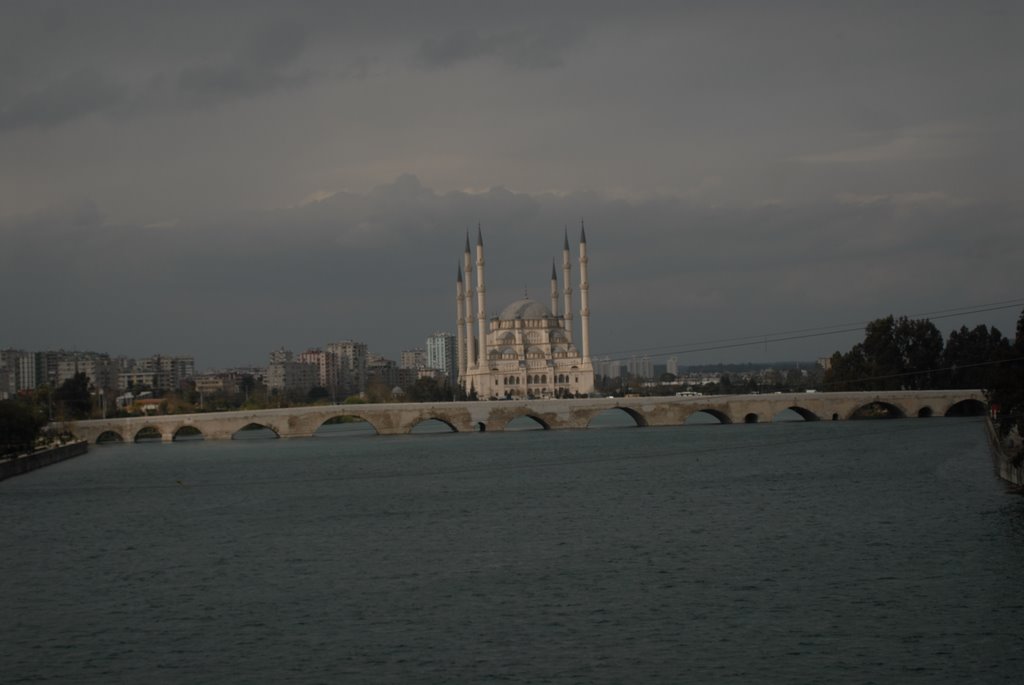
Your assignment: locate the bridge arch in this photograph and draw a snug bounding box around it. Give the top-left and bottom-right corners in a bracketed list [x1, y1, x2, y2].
[586, 407, 645, 428]
[917, 406, 934, 418]
[408, 417, 459, 434]
[313, 415, 380, 437]
[173, 425, 204, 441]
[744, 413, 759, 424]
[685, 409, 732, 425]
[848, 401, 906, 420]
[489, 409, 552, 431]
[944, 398, 986, 417]
[232, 423, 280, 439]
[133, 426, 164, 442]
[772, 406, 821, 422]
[504, 415, 550, 431]
[96, 430, 125, 444]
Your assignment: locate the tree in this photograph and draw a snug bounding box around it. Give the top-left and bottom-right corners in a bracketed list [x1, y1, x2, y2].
[943, 324, 1011, 389]
[989, 308, 1024, 450]
[0, 400, 47, 457]
[825, 346, 870, 391]
[307, 386, 331, 403]
[54, 372, 93, 419]
[825, 315, 944, 390]
[407, 377, 451, 403]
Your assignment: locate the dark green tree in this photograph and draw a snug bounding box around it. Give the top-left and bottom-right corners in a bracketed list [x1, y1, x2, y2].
[54, 372, 93, 419]
[825, 346, 870, 390]
[407, 377, 449, 403]
[307, 386, 331, 403]
[825, 315, 944, 390]
[988, 308, 1024, 448]
[0, 400, 47, 457]
[943, 324, 1012, 388]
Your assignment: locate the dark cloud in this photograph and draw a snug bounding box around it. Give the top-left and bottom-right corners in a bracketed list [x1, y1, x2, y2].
[0, 198, 104, 232]
[417, 25, 579, 69]
[2, 176, 1019, 368]
[171, 18, 310, 104]
[0, 69, 125, 131]
[0, 18, 312, 131]
[243, 18, 308, 69]
[0, 3, 1020, 365]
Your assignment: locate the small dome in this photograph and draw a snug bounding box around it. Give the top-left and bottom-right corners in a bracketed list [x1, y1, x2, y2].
[499, 298, 553, 320]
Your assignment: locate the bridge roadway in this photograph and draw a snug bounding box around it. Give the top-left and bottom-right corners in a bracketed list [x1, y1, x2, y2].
[66, 389, 986, 443]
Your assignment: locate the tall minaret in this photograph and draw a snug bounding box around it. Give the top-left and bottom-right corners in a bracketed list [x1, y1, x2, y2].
[562, 227, 574, 343]
[456, 263, 466, 377]
[579, 220, 591, 361]
[550, 260, 559, 317]
[463, 233, 476, 369]
[475, 225, 487, 367]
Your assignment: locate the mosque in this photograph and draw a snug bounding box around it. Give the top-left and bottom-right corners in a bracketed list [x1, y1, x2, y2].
[456, 225, 594, 399]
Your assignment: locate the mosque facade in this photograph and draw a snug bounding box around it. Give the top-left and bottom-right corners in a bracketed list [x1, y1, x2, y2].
[456, 225, 594, 399]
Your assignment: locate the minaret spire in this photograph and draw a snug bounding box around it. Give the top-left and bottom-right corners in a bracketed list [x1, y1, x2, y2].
[463, 231, 476, 371]
[550, 259, 559, 319]
[562, 224, 573, 344]
[579, 221, 590, 361]
[456, 262, 466, 378]
[475, 225, 487, 373]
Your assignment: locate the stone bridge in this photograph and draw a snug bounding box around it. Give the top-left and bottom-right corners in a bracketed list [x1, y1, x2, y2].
[64, 390, 986, 443]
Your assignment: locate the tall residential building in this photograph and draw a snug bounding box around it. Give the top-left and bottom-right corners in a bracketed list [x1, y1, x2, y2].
[456, 225, 594, 399]
[55, 351, 116, 391]
[426, 332, 456, 385]
[400, 348, 426, 370]
[297, 348, 338, 392]
[269, 347, 293, 364]
[666, 356, 679, 377]
[367, 354, 399, 390]
[625, 356, 653, 380]
[0, 349, 37, 393]
[327, 340, 368, 396]
[265, 348, 318, 396]
[117, 354, 194, 392]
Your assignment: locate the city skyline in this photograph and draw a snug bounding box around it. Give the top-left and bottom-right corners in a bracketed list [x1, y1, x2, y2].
[2, 2, 1021, 367]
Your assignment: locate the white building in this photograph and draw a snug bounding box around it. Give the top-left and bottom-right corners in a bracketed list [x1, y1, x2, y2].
[0, 349, 36, 394]
[426, 332, 456, 385]
[457, 226, 594, 399]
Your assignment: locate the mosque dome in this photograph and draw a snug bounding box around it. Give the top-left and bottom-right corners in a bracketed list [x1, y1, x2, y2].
[498, 298, 553, 321]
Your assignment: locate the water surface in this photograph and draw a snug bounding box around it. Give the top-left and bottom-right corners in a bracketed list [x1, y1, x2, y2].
[2, 417, 1022, 683]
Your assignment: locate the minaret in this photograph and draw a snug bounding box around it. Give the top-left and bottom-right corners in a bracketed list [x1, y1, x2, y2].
[475, 225, 487, 368]
[550, 260, 559, 318]
[456, 263, 466, 377]
[463, 233, 476, 369]
[562, 227, 573, 343]
[579, 220, 591, 361]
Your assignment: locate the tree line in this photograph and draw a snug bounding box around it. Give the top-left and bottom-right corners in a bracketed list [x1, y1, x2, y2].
[825, 308, 1024, 442]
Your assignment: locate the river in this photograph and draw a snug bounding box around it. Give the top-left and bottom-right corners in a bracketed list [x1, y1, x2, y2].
[2, 416, 1022, 683]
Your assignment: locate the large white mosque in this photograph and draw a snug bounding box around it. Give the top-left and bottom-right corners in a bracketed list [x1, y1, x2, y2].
[456, 225, 594, 399]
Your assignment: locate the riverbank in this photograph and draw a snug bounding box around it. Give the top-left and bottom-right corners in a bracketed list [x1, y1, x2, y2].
[985, 416, 1024, 487]
[0, 441, 88, 482]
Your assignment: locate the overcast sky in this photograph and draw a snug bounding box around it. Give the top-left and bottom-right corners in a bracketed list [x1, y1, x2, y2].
[2, 1, 1021, 370]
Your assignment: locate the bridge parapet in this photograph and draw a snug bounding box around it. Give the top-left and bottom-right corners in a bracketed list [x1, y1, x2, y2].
[64, 390, 986, 443]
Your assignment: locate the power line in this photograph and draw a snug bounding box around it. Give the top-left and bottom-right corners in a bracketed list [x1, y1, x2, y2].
[593, 297, 1024, 364]
[821, 355, 1024, 390]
